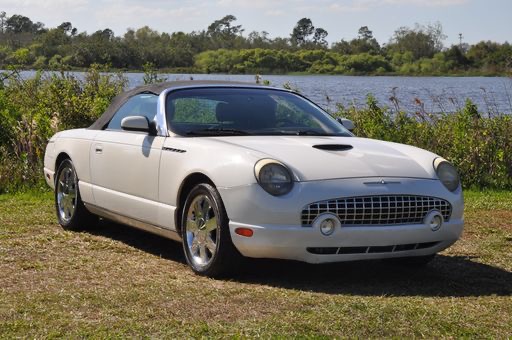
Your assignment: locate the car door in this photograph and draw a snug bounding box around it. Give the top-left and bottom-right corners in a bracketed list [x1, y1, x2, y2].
[90, 93, 164, 224]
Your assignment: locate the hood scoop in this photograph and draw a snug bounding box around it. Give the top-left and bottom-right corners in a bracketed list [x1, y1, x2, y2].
[313, 144, 353, 152]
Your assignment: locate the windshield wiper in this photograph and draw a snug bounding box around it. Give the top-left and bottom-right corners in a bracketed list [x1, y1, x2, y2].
[295, 130, 331, 136]
[256, 129, 331, 136]
[185, 128, 252, 136]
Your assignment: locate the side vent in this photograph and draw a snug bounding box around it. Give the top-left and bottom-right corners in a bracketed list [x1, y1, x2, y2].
[313, 144, 353, 151]
[163, 147, 186, 153]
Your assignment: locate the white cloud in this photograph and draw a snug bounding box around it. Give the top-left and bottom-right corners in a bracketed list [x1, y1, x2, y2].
[328, 2, 370, 12]
[264, 0, 469, 15]
[265, 9, 285, 16]
[93, 3, 204, 33]
[216, 0, 279, 9]
[0, 0, 88, 10]
[382, 0, 469, 6]
[297, 0, 471, 13]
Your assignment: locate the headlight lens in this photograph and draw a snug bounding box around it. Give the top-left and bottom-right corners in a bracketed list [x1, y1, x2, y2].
[255, 159, 293, 196]
[434, 158, 460, 192]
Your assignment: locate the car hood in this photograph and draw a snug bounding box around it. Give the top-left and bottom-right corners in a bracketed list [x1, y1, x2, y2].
[211, 136, 437, 181]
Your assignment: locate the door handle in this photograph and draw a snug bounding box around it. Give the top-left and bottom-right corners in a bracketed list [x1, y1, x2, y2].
[95, 145, 103, 154]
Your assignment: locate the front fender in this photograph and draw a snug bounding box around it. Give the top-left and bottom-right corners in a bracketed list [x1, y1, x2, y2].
[158, 137, 265, 208]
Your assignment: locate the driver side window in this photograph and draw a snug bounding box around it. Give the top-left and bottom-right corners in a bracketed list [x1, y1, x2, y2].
[106, 93, 158, 130]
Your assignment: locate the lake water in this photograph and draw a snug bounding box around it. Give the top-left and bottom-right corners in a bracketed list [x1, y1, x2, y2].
[17, 70, 512, 114]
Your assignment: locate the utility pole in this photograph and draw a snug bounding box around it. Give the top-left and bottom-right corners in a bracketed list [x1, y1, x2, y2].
[0, 12, 6, 34]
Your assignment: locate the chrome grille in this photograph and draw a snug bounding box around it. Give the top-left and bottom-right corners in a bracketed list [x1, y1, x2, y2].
[301, 195, 452, 227]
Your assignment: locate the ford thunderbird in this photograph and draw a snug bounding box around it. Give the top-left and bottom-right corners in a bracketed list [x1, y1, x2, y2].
[44, 81, 464, 277]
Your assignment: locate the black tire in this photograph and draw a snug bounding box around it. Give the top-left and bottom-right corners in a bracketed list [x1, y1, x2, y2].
[54, 159, 97, 230]
[181, 183, 242, 277]
[386, 254, 436, 267]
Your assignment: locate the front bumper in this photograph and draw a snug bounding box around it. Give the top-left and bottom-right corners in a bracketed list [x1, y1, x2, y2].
[219, 177, 464, 264]
[229, 220, 463, 263]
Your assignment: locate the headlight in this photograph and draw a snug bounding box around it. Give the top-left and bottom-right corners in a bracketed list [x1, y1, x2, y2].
[434, 158, 460, 192]
[254, 159, 294, 196]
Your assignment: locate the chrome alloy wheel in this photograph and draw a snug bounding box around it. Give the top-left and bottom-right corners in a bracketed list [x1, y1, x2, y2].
[185, 194, 219, 267]
[56, 164, 78, 223]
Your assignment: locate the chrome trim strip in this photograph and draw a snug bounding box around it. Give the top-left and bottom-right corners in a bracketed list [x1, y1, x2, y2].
[156, 90, 170, 137]
[84, 203, 182, 242]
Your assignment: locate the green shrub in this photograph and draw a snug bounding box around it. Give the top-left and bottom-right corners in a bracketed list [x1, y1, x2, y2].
[337, 96, 512, 189]
[0, 67, 126, 193]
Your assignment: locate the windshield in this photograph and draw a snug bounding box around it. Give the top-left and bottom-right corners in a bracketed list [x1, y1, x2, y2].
[166, 88, 352, 137]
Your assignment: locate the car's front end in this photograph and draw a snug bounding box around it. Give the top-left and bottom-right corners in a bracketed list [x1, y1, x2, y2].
[214, 137, 464, 264]
[221, 176, 463, 263]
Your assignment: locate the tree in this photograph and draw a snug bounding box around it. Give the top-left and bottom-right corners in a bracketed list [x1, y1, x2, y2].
[207, 15, 243, 36]
[312, 28, 328, 47]
[57, 22, 77, 36]
[167, 32, 195, 67]
[331, 39, 351, 54]
[358, 26, 373, 41]
[5, 15, 39, 34]
[207, 15, 244, 49]
[291, 18, 315, 46]
[247, 31, 271, 48]
[427, 22, 446, 52]
[291, 18, 328, 49]
[467, 41, 512, 71]
[35, 27, 71, 58]
[332, 26, 380, 55]
[353, 26, 380, 54]
[388, 23, 446, 60]
[444, 45, 469, 69]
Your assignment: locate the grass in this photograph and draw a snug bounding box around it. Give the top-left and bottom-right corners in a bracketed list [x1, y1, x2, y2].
[0, 190, 511, 338]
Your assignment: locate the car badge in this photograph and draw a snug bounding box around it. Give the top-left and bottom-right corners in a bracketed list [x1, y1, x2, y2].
[364, 179, 401, 185]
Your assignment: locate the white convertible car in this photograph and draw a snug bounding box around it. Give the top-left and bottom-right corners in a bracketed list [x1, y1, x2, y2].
[44, 81, 464, 276]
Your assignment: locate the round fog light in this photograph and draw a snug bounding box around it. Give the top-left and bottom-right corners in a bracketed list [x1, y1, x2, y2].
[425, 211, 443, 231]
[313, 213, 341, 236]
[320, 219, 336, 236]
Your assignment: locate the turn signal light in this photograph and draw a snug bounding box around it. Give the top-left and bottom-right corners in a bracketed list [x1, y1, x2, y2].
[235, 227, 254, 237]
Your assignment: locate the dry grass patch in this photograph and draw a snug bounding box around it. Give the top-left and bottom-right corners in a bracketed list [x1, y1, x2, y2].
[0, 190, 511, 337]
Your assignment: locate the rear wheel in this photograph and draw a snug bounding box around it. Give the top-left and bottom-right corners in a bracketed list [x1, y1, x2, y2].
[55, 159, 97, 230]
[181, 183, 241, 277]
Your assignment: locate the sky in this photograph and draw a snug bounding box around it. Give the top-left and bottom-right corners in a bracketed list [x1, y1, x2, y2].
[0, 0, 510, 46]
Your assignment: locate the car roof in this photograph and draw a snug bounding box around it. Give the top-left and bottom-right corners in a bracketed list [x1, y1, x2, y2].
[89, 80, 273, 130]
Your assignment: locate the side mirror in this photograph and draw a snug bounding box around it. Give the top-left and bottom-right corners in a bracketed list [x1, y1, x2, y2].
[121, 116, 156, 135]
[337, 117, 355, 132]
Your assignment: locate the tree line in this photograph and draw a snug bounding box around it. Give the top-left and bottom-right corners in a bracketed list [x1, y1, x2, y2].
[0, 12, 510, 75]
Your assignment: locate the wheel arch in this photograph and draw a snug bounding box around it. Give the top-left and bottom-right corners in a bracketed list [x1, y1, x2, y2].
[175, 172, 215, 234]
[54, 152, 71, 184]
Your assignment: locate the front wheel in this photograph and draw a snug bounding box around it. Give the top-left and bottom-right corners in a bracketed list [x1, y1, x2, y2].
[55, 159, 97, 230]
[181, 183, 241, 277]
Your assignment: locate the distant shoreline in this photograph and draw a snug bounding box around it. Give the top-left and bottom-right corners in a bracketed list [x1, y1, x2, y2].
[4, 67, 510, 78]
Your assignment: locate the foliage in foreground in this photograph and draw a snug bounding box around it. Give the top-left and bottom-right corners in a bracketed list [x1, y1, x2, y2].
[0, 66, 126, 192]
[0, 67, 511, 193]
